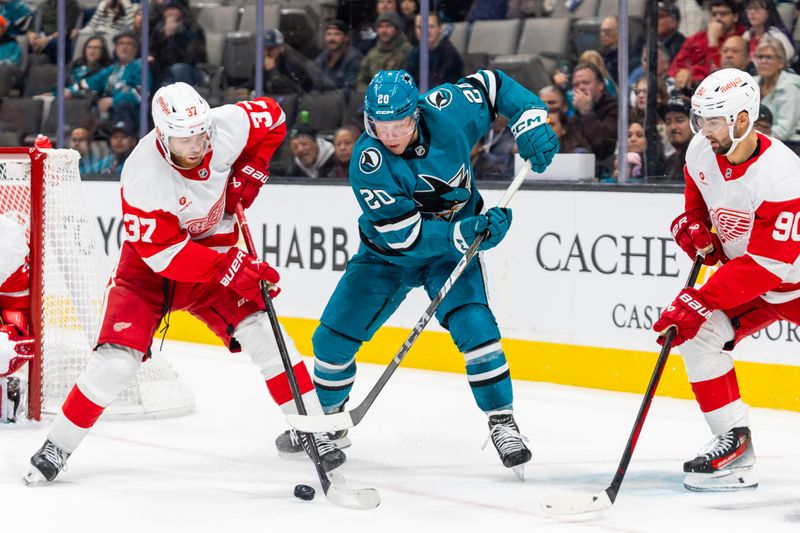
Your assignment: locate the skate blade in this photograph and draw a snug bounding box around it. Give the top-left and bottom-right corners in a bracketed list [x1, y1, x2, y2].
[684, 468, 758, 492]
[22, 467, 48, 486]
[511, 464, 526, 481]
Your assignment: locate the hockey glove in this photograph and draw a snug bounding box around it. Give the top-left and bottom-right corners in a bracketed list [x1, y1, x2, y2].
[670, 210, 726, 266]
[451, 207, 513, 254]
[217, 248, 280, 303]
[652, 288, 714, 347]
[510, 106, 559, 174]
[225, 160, 269, 214]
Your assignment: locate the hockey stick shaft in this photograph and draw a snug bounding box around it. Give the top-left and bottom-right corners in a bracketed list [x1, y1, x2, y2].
[604, 254, 704, 503]
[235, 204, 333, 494]
[288, 162, 532, 433]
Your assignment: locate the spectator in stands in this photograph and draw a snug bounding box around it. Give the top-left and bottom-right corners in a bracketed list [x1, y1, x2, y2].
[288, 124, 335, 178]
[407, 11, 463, 88]
[539, 85, 568, 115]
[70, 126, 113, 175]
[0, 0, 32, 37]
[356, 11, 412, 91]
[352, 0, 399, 55]
[0, 15, 21, 96]
[28, 0, 81, 64]
[149, 0, 207, 89]
[472, 116, 515, 180]
[106, 119, 137, 176]
[66, 30, 143, 129]
[399, 0, 418, 44]
[598, 16, 641, 84]
[68, 35, 112, 87]
[254, 28, 316, 95]
[658, 1, 686, 61]
[658, 95, 692, 181]
[754, 103, 773, 135]
[578, 50, 617, 96]
[80, 0, 136, 39]
[719, 35, 752, 71]
[754, 35, 800, 149]
[743, 0, 794, 63]
[669, 0, 745, 92]
[313, 20, 363, 97]
[326, 125, 359, 179]
[616, 121, 647, 180]
[630, 77, 669, 123]
[467, 0, 507, 21]
[569, 62, 618, 178]
[629, 45, 675, 94]
[132, 4, 143, 34]
[549, 109, 590, 154]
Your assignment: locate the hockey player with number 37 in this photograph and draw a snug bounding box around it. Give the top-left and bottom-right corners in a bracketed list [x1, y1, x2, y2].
[275, 69, 558, 479]
[653, 68, 800, 492]
[24, 82, 345, 484]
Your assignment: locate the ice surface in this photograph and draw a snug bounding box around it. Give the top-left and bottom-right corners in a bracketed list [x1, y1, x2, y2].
[3, 340, 799, 532]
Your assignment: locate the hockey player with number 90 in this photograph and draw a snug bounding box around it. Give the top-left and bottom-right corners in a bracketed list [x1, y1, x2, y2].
[653, 68, 800, 492]
[274, 69, 559, 478]
[24, 82, 345, 484]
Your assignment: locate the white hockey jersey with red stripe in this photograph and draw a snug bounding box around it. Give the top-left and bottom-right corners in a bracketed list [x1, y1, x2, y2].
[0, 214, 29, 310]
[683, 132, 800, 309]
[120, 97, 286, 282]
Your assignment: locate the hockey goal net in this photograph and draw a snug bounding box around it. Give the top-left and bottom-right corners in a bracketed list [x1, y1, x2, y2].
[0, 147, 194, 420]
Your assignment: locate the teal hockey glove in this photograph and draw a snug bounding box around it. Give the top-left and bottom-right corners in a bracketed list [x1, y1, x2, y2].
[510, 106, 559, 173]
[450, 207, 513, 253]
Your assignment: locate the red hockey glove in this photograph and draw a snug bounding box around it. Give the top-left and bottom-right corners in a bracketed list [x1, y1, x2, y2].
[652, 288, 714, 347]
[670, 211, 726, 266]
[217, 248, 280, 302]
[0, 324, 34, 377]
[224, 160, 269, 214]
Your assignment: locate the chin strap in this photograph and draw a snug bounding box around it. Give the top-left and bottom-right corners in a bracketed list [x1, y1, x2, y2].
[725, 121, 755, 157]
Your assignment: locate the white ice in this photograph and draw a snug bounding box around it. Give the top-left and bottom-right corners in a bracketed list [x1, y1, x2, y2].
[2, 339, 799, 532]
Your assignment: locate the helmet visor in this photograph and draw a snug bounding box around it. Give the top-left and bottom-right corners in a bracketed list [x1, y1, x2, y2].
[167, 131, 211, 160]
[690, 111, 730, 136]
[365, 115, 416, 141]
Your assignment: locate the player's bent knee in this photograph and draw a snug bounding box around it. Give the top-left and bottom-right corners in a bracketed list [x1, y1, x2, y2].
[76, 344, 144, 406]
[446, 304, 501, 353]
[312, 324, 361, 364]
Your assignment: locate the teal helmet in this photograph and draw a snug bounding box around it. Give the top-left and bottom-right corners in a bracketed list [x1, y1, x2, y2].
[363, 70, 420, 138]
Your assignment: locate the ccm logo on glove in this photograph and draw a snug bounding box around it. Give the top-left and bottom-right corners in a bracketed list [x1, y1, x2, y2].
[510, 109, 548, 138]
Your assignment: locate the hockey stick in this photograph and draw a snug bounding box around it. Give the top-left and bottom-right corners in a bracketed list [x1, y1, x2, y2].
[286, 161, 533, 434]
[540, 254, 705, 515]
[235, 204, 380, 510]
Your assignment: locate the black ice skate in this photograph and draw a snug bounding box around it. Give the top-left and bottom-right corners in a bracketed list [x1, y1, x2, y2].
[683, 427, 757, 492]
[483, 412, 531, 481]
[275, 429, 347, 472]
[275, 402, 351, 455]
[22, 439, 71, 485]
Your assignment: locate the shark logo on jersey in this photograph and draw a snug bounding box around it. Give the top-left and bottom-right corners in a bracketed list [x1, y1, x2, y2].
[426, 88, 453, 111]
[359, 147, 382, 174]
[413, 164, 472, 219]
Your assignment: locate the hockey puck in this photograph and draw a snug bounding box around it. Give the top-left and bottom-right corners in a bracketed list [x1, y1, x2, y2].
[294, 484, 315, 501]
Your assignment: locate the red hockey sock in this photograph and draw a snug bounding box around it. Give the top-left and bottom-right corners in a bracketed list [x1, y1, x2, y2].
[691, 367, 742, 413]
[62, 385, 105, 429]
[265, 362, 314, 407]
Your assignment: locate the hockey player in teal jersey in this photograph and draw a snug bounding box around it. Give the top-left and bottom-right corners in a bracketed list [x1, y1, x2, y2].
[276, 69, 558, 476]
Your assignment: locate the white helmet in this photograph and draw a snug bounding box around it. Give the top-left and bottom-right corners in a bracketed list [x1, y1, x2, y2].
[690, 68, 760, 155]
[152, 82, 213, 166]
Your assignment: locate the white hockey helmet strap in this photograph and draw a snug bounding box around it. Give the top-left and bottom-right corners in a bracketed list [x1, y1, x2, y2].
[152, 82, 214, 165]
[690, 68, 759, 155]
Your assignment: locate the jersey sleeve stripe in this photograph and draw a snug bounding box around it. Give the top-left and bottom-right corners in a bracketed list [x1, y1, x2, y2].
[748, 252, 793, 279]
[373, 211, 421, 233]
[140, 237, 190, 273]
[273, 109, 286, 130]
[385, 219, 422, 250]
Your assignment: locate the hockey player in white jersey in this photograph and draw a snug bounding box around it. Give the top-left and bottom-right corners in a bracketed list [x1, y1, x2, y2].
[24, 82, 344, 484]
[0, 214, 34, 422]
[653, 68, 800, 491]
